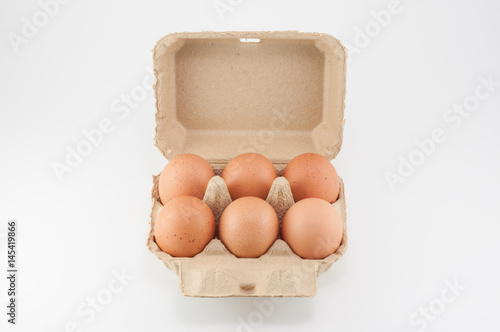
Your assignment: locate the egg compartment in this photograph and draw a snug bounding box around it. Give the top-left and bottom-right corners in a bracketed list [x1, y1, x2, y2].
[147, 168, 347, 297]
[149, 31, 347, 297]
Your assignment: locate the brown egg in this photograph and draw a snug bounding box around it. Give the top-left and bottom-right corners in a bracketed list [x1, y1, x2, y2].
[154, 196, 215, 257]
[158, 153, 215, 204]
[219, 197, 279, 258]
[221, 153, 277, 200]
[283, 153, 340, 204]
[282, 198, 343, 259]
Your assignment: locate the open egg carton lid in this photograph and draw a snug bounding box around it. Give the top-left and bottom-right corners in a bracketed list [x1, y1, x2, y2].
[153, 31, 347, 171]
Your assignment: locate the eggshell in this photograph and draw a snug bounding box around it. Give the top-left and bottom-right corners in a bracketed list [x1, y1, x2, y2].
[154, 196, 215, 257]
[218, 197, 279, 258]
[159, 153, 215, 204]
[281, 198, 342, 259]
[221, 153, 277, 200]
[283, 153, 340, 204]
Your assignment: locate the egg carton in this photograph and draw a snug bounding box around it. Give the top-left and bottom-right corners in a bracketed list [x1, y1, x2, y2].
[148, 31, 348, 297]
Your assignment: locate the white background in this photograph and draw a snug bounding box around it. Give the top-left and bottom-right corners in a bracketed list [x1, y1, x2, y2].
[1, 0, 500, 331]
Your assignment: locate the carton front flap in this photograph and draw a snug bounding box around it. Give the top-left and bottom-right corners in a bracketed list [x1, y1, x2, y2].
[153, 31, 346, 167]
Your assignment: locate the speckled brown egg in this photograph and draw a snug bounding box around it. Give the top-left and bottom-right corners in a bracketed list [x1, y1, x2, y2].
[218, 197, 279, 258]
[281, 198, 343, 259]
[154, 196, 215, 257]
[158, 153, 215, 204]
[221, 153, 277, 200]
[283, 153, 340, 204]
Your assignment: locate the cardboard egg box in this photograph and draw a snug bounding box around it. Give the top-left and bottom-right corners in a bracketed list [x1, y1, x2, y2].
[148, 31, 347, 297]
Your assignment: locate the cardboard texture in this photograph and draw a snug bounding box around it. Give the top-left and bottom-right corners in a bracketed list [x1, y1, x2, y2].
[148, 31, 347, 297]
